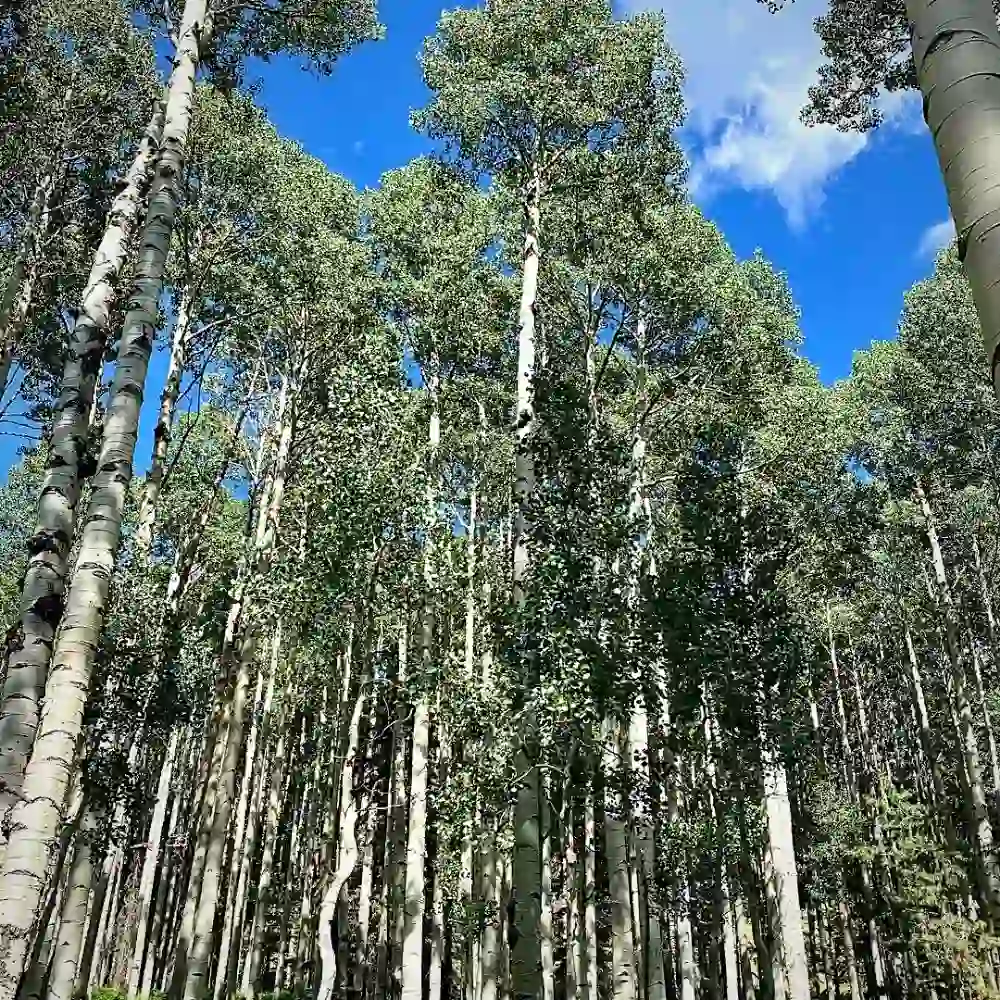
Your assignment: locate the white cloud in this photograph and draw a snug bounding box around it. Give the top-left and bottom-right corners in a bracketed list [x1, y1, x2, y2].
[620, 0, 919, 226]
[917, 218, 956, 258]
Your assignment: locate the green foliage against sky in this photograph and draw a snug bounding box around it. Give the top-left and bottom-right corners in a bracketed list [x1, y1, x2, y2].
[2, 2, 1000, 1000]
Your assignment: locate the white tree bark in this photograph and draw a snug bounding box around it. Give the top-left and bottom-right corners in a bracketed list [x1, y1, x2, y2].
[605, 720, 637, 1000]
[45, 813, 96, 1000]
[580, 785, 598, 1000]
[761, 741, 810, 1000]
[916, 480, 1000, 910]
[135, 288, 194, 555]
[0, 103, 164, 825]
[479, 826, 500, 1000]
[510, 164, 543, 1000]
[127, 730, 179, 998]
[212, 656, 269, 1000]
[904, 628, 947, 803]
[384, 624, 409, 996]
[836, 900, 861, 1000]
[221, 638, 279, 1000]
[905, 0, 1000, 390]
[539, 779, 554, 1000]
[630, 698, 666, 1000]
[0, 164, 58, 398]
[400, 694, 430, 1000]
[184, 640, 253, 1000]
[0, 0, 207, 981]
[668, 756, 695, 1000]
[184, 358, 297, 1000]
[170, 705, 230, 997]
[315, 660, 366, 1000]
[241, 685, 292, 998]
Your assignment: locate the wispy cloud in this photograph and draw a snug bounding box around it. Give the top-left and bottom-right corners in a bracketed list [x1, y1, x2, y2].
[620, 0, 919, 227]
[917, 218, 955, 258]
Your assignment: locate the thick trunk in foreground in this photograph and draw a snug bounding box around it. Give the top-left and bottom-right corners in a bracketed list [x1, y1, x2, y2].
[0, 104, 164, 824]
[0, 0, 205, 982]
[905, 0, 1000, 391]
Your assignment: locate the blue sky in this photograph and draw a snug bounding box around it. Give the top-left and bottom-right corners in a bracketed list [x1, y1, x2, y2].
[0, 0, 954, 478]
[253, 0, 952, 387]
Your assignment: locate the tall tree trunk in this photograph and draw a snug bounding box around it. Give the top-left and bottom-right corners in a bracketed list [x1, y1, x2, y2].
[735, 891, 758, 1000]
[761, 739, 810, 1000]
[539, 781, 554, 1000]
[836, 900, 862, 1000]
[181, 651, 253, 1000]
[564, 800, 579, 1000]
[355, 796, 377, 1000]
[316, 655, 367, 1000]
[903, 628, 947, 804]
[90, 836, 125, 991]
[904, 0, 1000, 389]
[580, 782, 598, 1000]
[673, 829, 696, 1000]
[429, 718, 449, 1000]
[702, 693, 737, 1000]
[77, 838, 112, 996]
[0, 103, 164, 825]
[210, 655, 267, 1000]
[182, 344, 297, 1000]
[383, 623, 410, 998]
[916, 480, 1000, 910]
[128, 730, 179, 998]
[971, 639, 1000, 805]
[827, 617, 857, 799]
[400, 695, 430, 1000]
[135, 288, 193, 555]
[480, 825, 500, 1000]
[170, 702, 230, 998]
[605, 720, 637, 1000]
[400, 356, 443, 1000]
[0, 163, 58, 399]
[510, 162, 543, 1000]
[144, 746, 187, 998]
[0, 0, 208, 978]
[223, 639, 280, 1000]
[241, 687, 292, 998]
[45, 814, 96, 1000]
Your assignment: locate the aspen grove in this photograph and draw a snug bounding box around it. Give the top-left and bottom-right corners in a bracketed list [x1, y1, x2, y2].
[4, 1, 1000, 1000]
